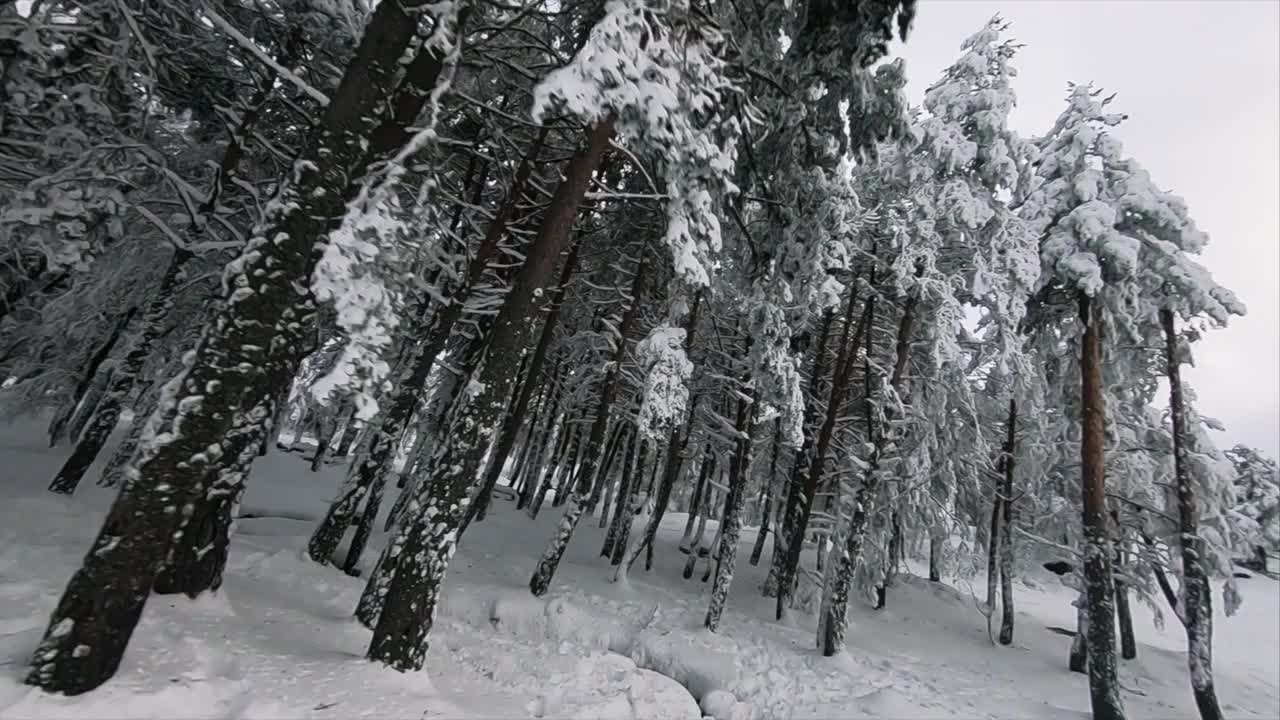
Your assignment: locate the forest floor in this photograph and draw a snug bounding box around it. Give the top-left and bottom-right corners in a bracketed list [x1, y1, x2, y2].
[0, 417, 1277, 719]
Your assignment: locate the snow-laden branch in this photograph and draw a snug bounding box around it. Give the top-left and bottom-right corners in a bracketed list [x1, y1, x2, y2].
[203, 6, 331, 107]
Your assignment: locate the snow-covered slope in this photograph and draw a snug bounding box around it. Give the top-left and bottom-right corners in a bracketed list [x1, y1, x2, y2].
[1, 418, 1276, 719]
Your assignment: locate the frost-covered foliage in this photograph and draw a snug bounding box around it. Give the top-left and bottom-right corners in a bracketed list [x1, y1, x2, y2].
[634, 325, 693, 439]
[1226, 445, 1280, 551]
[534, 0, 742, 288]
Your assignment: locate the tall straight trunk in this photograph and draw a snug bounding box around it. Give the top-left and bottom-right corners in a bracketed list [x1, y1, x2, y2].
[529, 257, 646, 596]
[1114, 541, 1136, 660]
[460, 235, 580, 536]
[48, 253, 188, 495]
[1070, 590, 1089, 673]
[365, 118, 616, 672]
[309, 408, 341, 471]
[929, 534, 943, 582]
[48, 306, 137, 448]
[681, 446, 715, 549]
[985, 488, 1002, 632]
[999, 398, 1018, 646]
[67, 364, 113, 444]
[551, 423, 586, 508]
[589, 420, 626, 514]
[1078, 294, 1125, 720]
[706, 384, 757, 631]
[876, 513, 902, 610]
[23, 1, 462, 694]
[823, 270, 923, 657]
[341, 466, 389, 576]
[529, 413, 572, 518]
[1162, 307, 1223, 720]
[750, 420, 784, 566]
[308, 124, 535, 565]
[593, 421, 627, 523]
[518, 373, 564, 510]
[385, 367, 467, 532]
[603, 432, 642, 560]
[609, 440, 648, 568]
[769, 310, 835, 599]
[778, 284, 871, 620]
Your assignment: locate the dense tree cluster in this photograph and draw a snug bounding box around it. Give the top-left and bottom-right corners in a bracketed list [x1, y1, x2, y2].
[1, 2, 1268, 719]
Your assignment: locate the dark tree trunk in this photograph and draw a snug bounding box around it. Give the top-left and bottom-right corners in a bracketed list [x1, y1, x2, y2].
[23, 0, 458, 694]
[706, 383, 757, 631]
[778, 284, 871, 620]
[518, 374, 564, 511]
[681, 446, 715, 550]
[460, 234, 580, 537]
[594, 421, 628, 525]
[1114, 544, 1137, 660]
[999, 398, 1017, 646]
[1162, 307, 1223, 720]
[365, 118, 615, 672]
[309, 408, 341, 471]
[48, 252, 188, 495]
[603, 432, 642, 561]
[1078, 294, 1125, 720]
[309, 122, 533, 565]
[529, 256, 646, 596]
[929, 534, 942, 582]
[341, 465, 389, 576]
[1070, 591, 1089, 673]
[67, 365, 113, 444]
[750, 420, 783, 566]
[48, 306, 136, 448]
[985, 485, 1002, 630]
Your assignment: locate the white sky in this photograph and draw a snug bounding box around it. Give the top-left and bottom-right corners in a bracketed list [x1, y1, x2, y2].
[894, 0, 1280, 457]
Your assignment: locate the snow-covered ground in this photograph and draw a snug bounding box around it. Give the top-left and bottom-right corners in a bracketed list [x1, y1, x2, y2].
[1, 417, 1276, 719]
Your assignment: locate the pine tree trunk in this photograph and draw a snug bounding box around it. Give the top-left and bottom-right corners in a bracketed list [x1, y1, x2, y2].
[529, 257, 645, 596]
[929, 534, 942, 582]
[985, 492, 1002, 630]
[311, 119, 536, 564]
[750, 421, 783, 566]
[603, 433, 642, 560]
[681, 446, 715, 550]
[1114, 549, 1136, 660]
[999, 399, 1017, 646]
[1078, 294, 1125, 720]
[461, 234, 579, 536]
[823, 270, 923, 657]
[598, 424, 628, 529]
[1162, 307, 1223, 720]
[23, 1, 458, 694]
[778, 285, 870, 620]
[48, 248, 187, 494]
[706, 387, 757, 631]
[48, 306, 137, 448]
[309, 408, 341, 471]
[67, 364, 113, 444]
[588, 420, 626, 515]
[518, 375, 564, 511]
[1070, 591, 1089, 673]
[341, 466, 389, 576]
[365, 118, 615, 672]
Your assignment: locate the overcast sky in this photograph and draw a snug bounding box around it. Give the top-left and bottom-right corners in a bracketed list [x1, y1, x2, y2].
[893, 0, 1280, 457]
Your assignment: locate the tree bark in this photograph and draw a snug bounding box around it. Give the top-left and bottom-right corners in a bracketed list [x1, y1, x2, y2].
[460, 233, 580, 536]
[529, 255, 645, 596]
[365, 117, 615, 672]
[706, 383, 757, 631]
[23, 0, 457, 694]
[47, 306, 136, 449]
[750, 420, 783, 566]
[1078, 294, 1125, 720]
[778, 284, 871, 620]
[999, 398, 1017, 646]
[603, 432, 642, 561]
[1162, 307, 1223, 720]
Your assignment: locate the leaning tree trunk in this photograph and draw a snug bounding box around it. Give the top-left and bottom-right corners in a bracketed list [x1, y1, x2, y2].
[48, 252, 189, 495]
[603, 432, 642, 560]
[1162, 307, 1223, 720]
[529, 255, 645, 596]
[1114, 540, 1137, 660]
[1078, 294, 1125, 720]
[778, 282, 870, 621]
[66, 363, 113, 444]
[824, 270, 924, 657]
[705, 385, 757, 632]
[750, 420, 783, 566]
[23, 0, 458, 694]
[518, 372, 564, 510]
[681, 446, 714, 550]
[460, 234, 580, 536]
[769, 309, 835, 599]
[365, 118, 616, 672]
[999, 398, 1018, 646]
[47, 306, 136, 448]
[308, 122, 533, 565]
